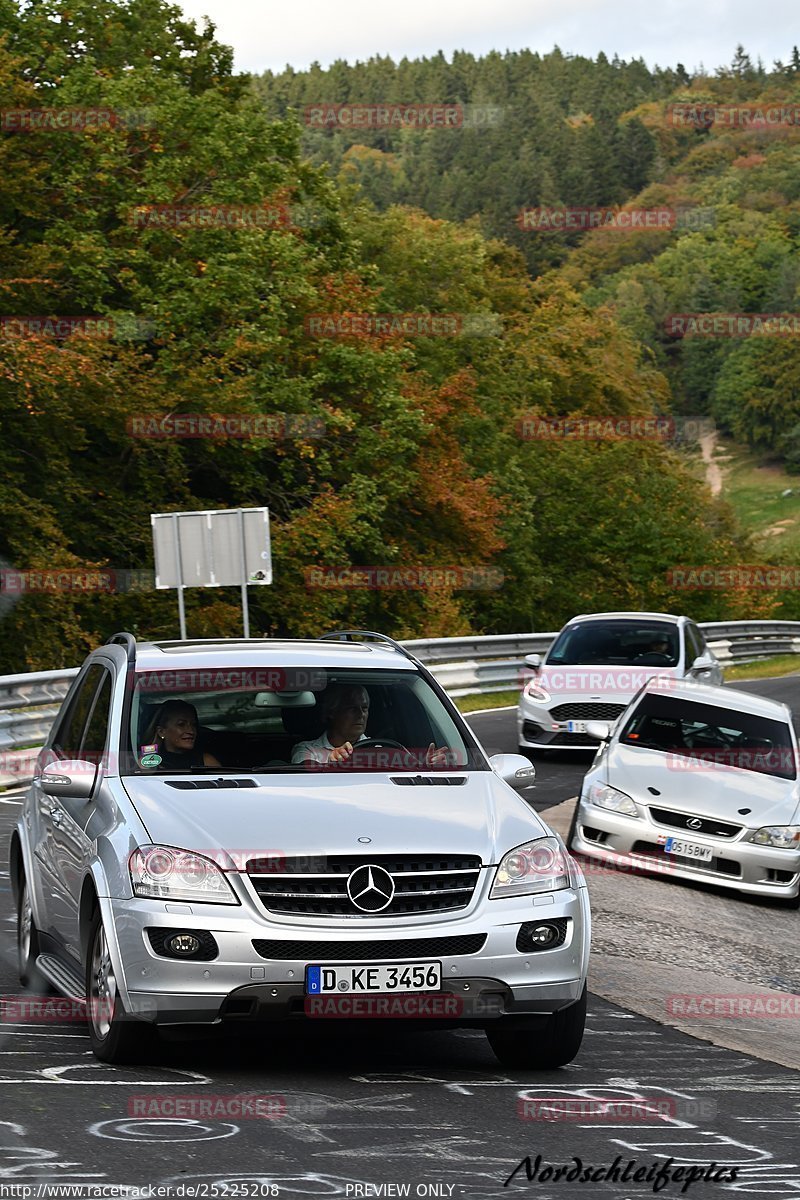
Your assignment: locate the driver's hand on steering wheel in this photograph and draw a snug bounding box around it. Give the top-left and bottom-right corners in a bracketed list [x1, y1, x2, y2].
[425, 742, 450, 767]
[329, 741, 354, 764]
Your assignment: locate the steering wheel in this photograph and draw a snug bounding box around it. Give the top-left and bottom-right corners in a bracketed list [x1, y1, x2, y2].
[350, 737, 408, 751]
[633, 652, 673, 665]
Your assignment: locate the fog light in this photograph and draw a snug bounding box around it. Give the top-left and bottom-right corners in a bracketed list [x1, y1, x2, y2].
[166, 933, 202, 957]
[516, 919, 569, 952]
[529, 923, 559, 946]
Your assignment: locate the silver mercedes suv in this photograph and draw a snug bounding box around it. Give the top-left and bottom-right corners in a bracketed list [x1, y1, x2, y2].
[11, 630, 590, 1066]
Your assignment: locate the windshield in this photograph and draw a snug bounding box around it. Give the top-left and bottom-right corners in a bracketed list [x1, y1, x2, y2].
[547, 619, 680, 667]
[618, 693, 796, 780]
[121, 666, 486, 775]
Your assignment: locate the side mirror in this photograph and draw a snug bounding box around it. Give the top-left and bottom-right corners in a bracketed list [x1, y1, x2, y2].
[489, 753, 536, 790]
[39, 759, 98, 800]
[585, 720, 612, 743]
[690, 654, 715, 674]
[524, 653, 542, 672]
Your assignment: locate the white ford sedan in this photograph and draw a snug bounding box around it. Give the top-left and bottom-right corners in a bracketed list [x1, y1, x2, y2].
[518, 611, 723, 752]
[568, 678, 800, 903]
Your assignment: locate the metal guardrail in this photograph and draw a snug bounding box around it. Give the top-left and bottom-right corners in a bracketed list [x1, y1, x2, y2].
[2, 621, 799, 787]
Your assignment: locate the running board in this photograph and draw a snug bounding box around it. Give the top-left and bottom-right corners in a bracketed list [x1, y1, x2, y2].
[36, 954, 85, 1002]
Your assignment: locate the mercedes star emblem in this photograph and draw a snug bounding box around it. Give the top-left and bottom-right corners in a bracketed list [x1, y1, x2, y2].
[346, 864, 395, 912]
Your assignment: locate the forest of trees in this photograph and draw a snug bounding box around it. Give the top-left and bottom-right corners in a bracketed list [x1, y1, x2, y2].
[0, 2, 793, 671]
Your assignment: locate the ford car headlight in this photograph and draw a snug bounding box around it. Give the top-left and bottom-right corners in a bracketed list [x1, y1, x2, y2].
[749, 826, 800, 849]
[130, 845, 239, 904]
[524, 679, 551, 702]
[490, 837, 570, 897]
[587, 782, 639, 817]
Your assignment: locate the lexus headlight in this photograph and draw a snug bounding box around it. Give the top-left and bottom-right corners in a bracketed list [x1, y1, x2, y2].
[130, 845, 239, 904]
[490, 837, 570, 898]
[749, 826, 800, 849]
[587, 782, 639, 817]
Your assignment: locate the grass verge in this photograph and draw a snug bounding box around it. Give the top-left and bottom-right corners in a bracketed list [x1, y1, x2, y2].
[725, 655, 800, 681]
[456, 689, 519, 713]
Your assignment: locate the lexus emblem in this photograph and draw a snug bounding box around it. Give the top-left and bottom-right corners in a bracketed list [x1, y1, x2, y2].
[686, 817, 703, 830]
[347, 864, 395, 912]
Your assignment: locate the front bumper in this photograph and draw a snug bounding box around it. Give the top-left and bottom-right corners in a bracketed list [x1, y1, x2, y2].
[109, 879, 590, 1025]
[571, 800, 800, 899]
[517, 699, 609, 752]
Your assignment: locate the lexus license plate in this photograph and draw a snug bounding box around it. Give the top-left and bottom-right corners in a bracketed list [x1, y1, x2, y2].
[662, 837, 712, 862]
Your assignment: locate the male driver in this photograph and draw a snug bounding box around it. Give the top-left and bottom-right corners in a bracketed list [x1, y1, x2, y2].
[291, 683, 449, 767]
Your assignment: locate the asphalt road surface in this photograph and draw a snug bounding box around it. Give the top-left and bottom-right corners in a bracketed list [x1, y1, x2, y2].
[0, 679, 797, 1197]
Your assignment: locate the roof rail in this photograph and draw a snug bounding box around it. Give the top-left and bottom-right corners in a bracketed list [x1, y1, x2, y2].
[319, 629, 417, 663]
[105, 631, 137, 664]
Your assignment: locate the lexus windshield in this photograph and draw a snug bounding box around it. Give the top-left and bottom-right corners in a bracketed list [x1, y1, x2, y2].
[618, 693, 796, 780]
[122, 667, 485, 774]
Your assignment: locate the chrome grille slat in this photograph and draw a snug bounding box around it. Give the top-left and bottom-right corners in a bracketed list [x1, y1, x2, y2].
[248, 854, 482, 917]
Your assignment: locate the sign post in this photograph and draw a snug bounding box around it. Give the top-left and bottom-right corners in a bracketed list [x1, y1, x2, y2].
[151, 507, 272, 639]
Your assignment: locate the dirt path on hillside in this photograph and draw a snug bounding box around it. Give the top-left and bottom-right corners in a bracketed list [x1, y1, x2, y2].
[700, 429, 723, 495]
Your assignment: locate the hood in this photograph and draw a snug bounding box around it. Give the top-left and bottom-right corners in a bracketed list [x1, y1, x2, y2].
[121, 771, 548, 865]
[537, 664, 681, 705]
[606, 743, 799, 826]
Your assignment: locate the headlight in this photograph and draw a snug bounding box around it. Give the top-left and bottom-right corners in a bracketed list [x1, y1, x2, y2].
[130, 845, 239, 904]
[749, 826, 800, 849]
[524, 679, 551, 702]
[587, 782, 639, 817]
[490, 837, 570, 898]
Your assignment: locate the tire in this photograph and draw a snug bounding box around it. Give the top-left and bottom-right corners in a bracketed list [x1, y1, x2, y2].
[17, 876, 46, 990]
[85, 909, 155, 1063]
[486, 984, 587, 1069]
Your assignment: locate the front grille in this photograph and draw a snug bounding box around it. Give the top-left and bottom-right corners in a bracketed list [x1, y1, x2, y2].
[252, 933, 487, 960]
[550, 702, 626, 721]
[247, 854, 483, 917]
[649, 807, 743, 839]
[632, 841, 741, 878]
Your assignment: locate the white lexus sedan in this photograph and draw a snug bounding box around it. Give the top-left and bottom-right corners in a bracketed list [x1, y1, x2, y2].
[567, 678, 800, 904]
[518, 611, 723, 753]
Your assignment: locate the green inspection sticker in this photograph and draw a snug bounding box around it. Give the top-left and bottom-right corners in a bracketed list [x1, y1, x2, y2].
[139, 753, 162, 767]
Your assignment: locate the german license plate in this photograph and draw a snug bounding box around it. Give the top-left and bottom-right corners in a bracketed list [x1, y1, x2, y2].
[306, 961, 442, 995]
[663, 837, 712, 862]
[567, 720, 587, 733]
